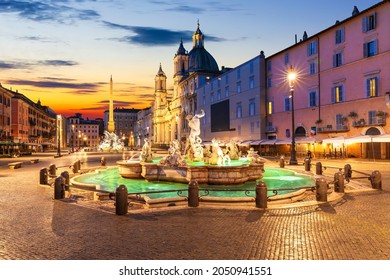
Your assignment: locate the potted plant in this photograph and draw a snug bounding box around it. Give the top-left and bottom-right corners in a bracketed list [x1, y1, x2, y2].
[315, 119, 323, 125]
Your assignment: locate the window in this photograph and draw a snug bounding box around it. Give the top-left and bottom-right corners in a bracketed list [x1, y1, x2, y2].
[217, 89, 221, 100]
[225, 86, 229, 97]
[202, 93, 206, 105]
[267, 77, 272, 88]
[236, 102, 242, 118]
[308, 90, 317, 107]
[362, 13, 377, 32]
[210, 92, 214, 103]
[250, 122, 255, 133]
[335, 28, 345, 44]
[249, 76, 254, 89]
[332, 85, 344, 103]
[225, 74, 229, 84]
[307, 40, 317, 56]
[368, 111, 377, 124]
[364, 40, 378, 58]
[336, 114, 344, 129]
[237, 69, 241, 79]
[284, 53, 289, 65]
[284, 96, 291, 111]
[366, 77, 378, 97]
[268, 101, 274, 115]
[309, 61, 317, 75]
[333, 52, 343, 67]
[267, 60, 272, 71]
[237, 81, 241, 93]
[250, 62, 254, 74]
[249, 98, 256, 116]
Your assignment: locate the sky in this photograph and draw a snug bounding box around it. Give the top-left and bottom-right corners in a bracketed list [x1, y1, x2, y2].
[0, 0, 381, 119]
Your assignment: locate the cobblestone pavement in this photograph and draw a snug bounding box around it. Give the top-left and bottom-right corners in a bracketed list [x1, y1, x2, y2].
[0, 151, 389, 260]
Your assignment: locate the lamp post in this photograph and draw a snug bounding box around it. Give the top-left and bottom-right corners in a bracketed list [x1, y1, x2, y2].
[71, 124, 75, 153]
[288, 66, 298, 165]
[56, 115, 61, 157]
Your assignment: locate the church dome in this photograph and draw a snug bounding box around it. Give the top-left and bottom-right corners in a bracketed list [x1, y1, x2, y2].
[188, 47, 219, 73]
[187, 22, 219, 73]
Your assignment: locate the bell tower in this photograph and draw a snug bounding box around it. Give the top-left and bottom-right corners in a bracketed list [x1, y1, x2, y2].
[155, 63, 167, 108]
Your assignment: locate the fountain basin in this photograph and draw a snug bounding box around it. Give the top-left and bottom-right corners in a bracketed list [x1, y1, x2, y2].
[117, 160, 264, 185]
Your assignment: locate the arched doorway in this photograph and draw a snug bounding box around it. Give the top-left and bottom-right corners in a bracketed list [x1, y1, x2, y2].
[365, 127, 381, 159]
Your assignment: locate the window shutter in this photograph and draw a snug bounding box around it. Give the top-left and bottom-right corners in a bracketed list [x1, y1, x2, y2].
[366, 78, 371, 97]
[340, 85, 344, 101]
[374, 39, 379, 55]
[333, 54, 336, 67]
[331, 87, 336, 103]
[374, 77, 378, 96]
[373, 12, 377, 29]
[363, 42, 368, 58]
[362, 16, 367, 32]
[341, 27, 345, 42]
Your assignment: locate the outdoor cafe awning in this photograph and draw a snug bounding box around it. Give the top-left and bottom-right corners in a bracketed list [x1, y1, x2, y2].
[322, 134, 390, 145]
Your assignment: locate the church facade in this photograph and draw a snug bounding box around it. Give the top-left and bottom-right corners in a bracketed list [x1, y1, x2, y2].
[152, 23, 222, 148]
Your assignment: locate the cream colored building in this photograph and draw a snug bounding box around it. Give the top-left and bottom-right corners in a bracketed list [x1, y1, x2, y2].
[152, 23, 221, 149]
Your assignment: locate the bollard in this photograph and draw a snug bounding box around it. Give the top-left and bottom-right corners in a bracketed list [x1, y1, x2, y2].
[54, 176, 65, 199]
[279, 156, 285, 168]
[304, 157, 311, 171]
[71, 161, 79, 174]
[370, 170, 382, 190]
[115, 185, 128, 215]
[39, 168, 48, 185]
[344, 164, 352, 182]
[315, 178, 328, 202]
[100, 156, 106, 166]
[188, 180, 199, 207]
[316, 162, 322, 175]
[334, 171, 344, 193]
[255, 181, 268, 209]
[49, 164, 56, 177]
[61, 171, 70, 191]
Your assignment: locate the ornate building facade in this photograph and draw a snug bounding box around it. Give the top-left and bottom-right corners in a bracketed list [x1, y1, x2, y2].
[152, 23, 221, 148]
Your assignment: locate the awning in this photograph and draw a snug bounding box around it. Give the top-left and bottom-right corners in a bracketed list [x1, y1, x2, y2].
[238, 140, 253, 146]
[344, 135, 373, 144]
[322, 136, 348, 145]
[295, 137, 321, 144]
[250, 140, 264, 145]
[372, 134, 390, 142]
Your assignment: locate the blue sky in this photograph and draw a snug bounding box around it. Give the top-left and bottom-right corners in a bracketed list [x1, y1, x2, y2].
[0, 0, 381, 118]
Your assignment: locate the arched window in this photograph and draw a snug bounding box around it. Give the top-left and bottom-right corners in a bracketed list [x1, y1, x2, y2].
[295, 126, 306, 137]
[366, 127, 380, 135]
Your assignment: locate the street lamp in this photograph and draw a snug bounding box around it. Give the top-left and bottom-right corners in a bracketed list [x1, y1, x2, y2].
[71, 124, 75, 153]
[56, 115, 62, 157]
[288, 65, 298, 165]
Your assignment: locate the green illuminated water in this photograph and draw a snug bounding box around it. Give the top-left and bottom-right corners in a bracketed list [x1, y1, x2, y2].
[74, 167, 314, 199]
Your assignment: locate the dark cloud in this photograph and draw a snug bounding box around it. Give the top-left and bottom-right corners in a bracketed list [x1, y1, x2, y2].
[0, 0, 100, 23]
[6, 79, 99, 90]
[166, 5, 205, 13]
[0, 61, 31, 70]
[103, 21, 224, 46]
[38, 60, 78, 66]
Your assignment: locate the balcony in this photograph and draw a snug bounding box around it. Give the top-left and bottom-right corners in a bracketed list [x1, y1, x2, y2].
[265, 126, 277, 133]
[317, 124, 349, 133]
[352, 118, 386, 127]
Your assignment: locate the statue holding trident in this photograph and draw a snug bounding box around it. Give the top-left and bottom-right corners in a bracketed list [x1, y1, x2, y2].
[185, 109, 205, 162]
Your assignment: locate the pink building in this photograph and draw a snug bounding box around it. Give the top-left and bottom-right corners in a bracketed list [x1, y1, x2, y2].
[265, 1, 390, 159]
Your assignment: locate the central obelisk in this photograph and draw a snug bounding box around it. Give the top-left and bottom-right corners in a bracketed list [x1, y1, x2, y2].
[107, 75, 115, 133]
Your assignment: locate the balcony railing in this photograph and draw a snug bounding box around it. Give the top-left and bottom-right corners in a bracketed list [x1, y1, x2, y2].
[265, 126, 277, 133]
[352, 118, 386, 127]
[317, 124, 349, 133]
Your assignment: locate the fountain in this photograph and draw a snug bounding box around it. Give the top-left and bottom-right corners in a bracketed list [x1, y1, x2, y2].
[98, 131, 124, 151]
[115, 110, 264, 185]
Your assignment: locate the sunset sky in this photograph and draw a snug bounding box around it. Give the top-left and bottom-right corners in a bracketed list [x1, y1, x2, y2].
[0, 0, 380, 119]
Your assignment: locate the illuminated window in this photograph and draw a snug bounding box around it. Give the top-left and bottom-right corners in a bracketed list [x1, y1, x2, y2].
[236, 102, 242, 118]
[332, 85, 344, 103]
[366, 77, 378, 97]
[268, 101, 273, 115]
